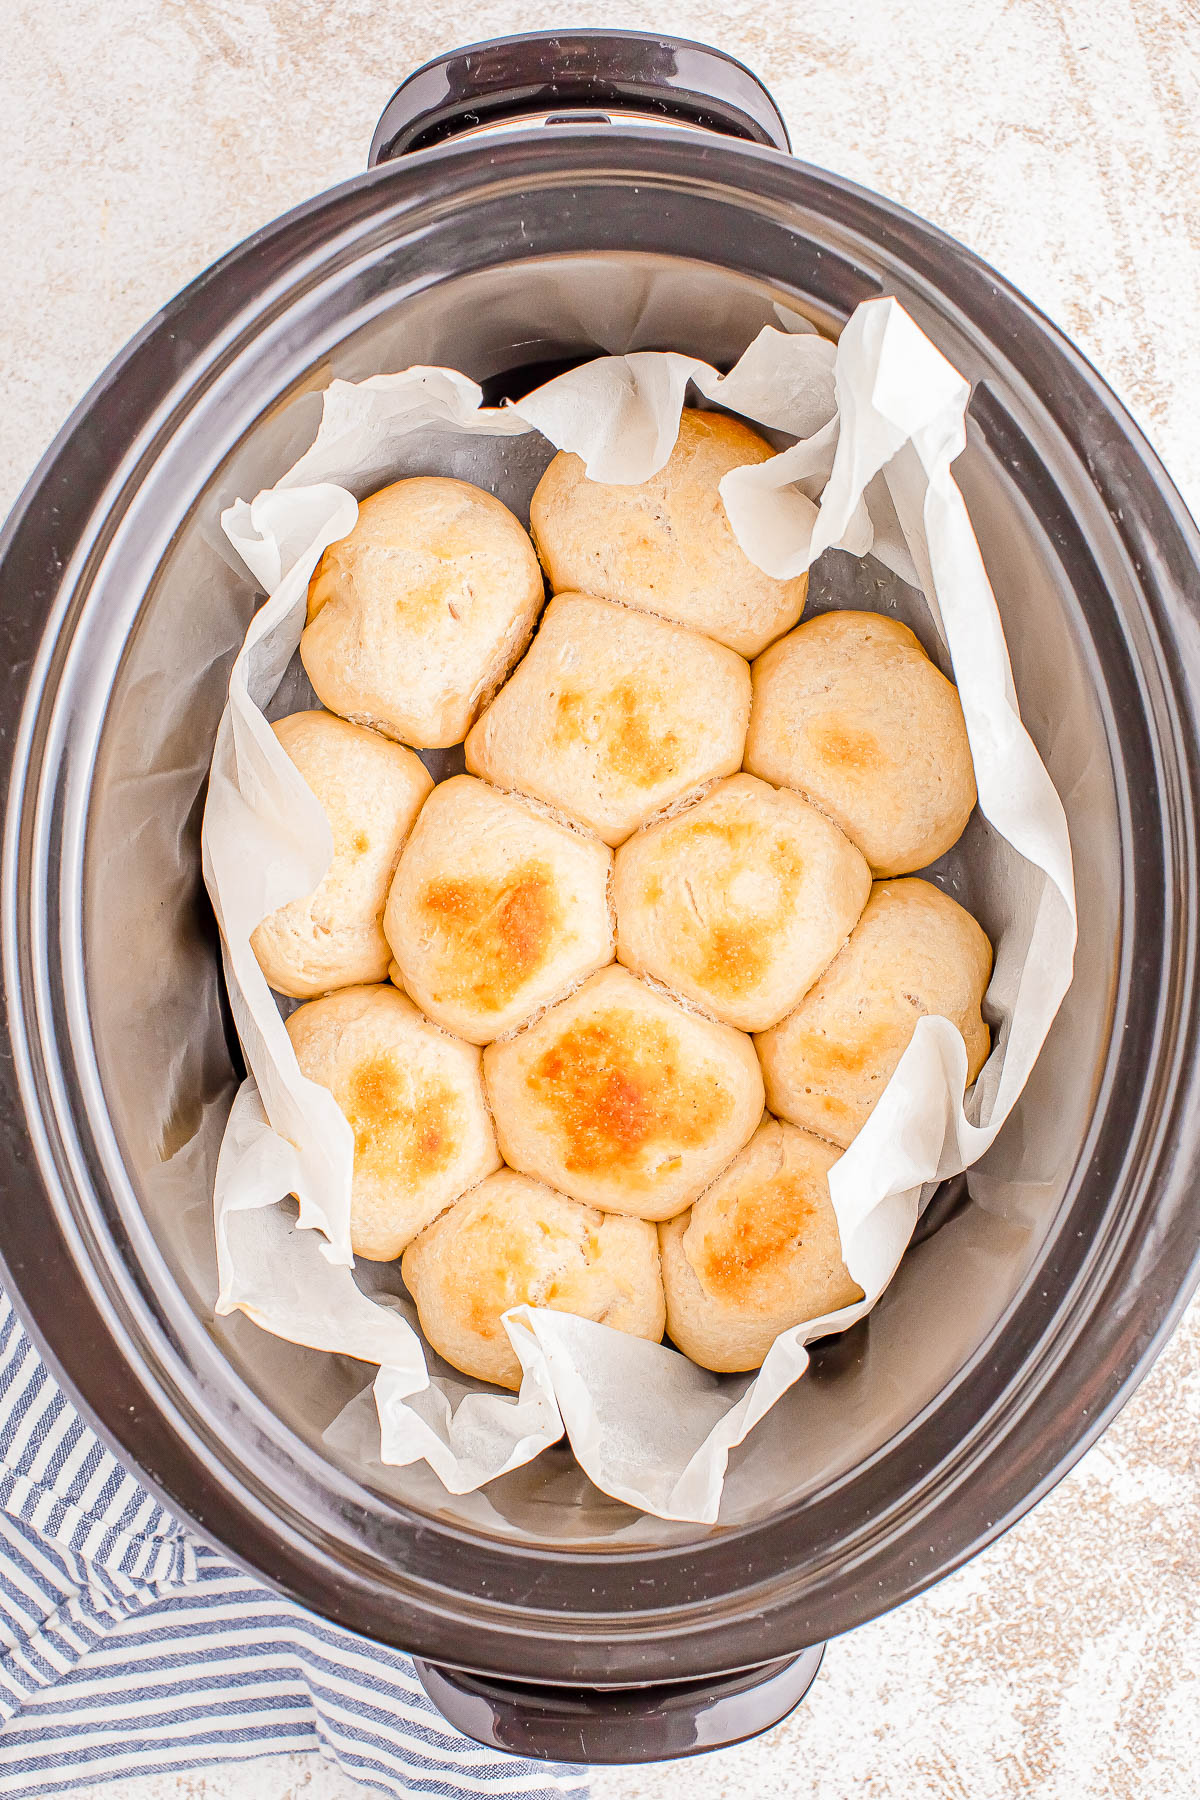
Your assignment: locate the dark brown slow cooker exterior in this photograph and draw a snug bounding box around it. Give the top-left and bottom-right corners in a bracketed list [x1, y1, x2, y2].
[0, 30, 1198, 1764]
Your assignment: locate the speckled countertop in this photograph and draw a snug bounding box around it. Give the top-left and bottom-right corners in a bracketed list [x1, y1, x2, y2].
[3, 3, 1198, 1798]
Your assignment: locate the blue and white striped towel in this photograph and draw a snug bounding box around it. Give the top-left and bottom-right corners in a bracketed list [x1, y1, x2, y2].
[0, 1287, 588, 1799]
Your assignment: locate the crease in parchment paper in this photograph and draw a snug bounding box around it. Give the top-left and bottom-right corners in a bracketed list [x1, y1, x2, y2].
[201, 297, 1077, 1522]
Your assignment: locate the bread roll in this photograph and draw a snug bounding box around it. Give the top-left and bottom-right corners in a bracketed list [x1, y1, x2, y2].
[530, 408, 807, 657]
[659, 1119, 862, 1372]
[384, 775, 613, 1044]
[614, 773, 871, 1031]
[745, 611, 977, 876]
[757, 878, 992, 1147]
[483, 965, 764, 1220]
[286, 984, 500, 1260]
[250, 711, 432, 999]
[402, 1170, 665, 1390]
[300, 477, 544, 749]
[464, 593, 750, 845]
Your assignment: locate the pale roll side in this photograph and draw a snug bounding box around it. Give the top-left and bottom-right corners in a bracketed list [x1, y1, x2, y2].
[300, 476, 544, 749]
[756, 878, 993, 1148]
[530, 407, 808, 657]
[745, 609, 977, 877]
[250, 710, 433, 999]
[286, 983, 500, 1261]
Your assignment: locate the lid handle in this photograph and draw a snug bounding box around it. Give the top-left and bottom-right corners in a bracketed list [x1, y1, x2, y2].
[413, 1646, 825, 1763]
[369, 29, 791, 164]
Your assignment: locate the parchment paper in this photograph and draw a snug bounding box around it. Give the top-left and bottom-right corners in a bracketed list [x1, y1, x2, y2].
[202, 296, 1077, 1523]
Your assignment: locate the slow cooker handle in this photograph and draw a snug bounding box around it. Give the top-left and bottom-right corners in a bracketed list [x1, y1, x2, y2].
[413, 1646, 825, 1764]
[369, 29, 791, 164]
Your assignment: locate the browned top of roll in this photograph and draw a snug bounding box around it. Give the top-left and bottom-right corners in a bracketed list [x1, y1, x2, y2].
[614, 772, 871, 1030]
[464, 593, 751, 845]
[482, 965, 764, 1219]
[384, 775, 613, 1042]
[659, 1117, 863, 1372]
[402, 1169, 664, 1390]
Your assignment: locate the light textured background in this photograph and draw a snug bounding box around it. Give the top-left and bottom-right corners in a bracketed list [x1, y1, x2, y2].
[2, 2, 1198, 1797]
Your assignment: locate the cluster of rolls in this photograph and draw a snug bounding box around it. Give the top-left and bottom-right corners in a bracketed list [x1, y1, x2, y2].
[251, 409, 993, 1389]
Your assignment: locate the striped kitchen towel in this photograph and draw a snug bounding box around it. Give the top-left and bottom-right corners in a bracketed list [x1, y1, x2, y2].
[0, 1288, 588, 1799]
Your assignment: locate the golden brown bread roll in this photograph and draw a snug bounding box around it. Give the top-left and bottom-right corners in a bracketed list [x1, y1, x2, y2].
[659, 1118, 862, 1372]
[402, 1169, 665, 1390]
[464, 593, 750, 846]
[285, 984, 500, 1260]
[384, 775, 613, 1044]
[530, 408, 807, 657]
[613, 773, 871, 1031]
[745, 610, 977, 876]
[250, 711, 433, 999]
[483, 965, 764, 1220]
[756, 878, 992, 1147]
[300, 477, 544, 749]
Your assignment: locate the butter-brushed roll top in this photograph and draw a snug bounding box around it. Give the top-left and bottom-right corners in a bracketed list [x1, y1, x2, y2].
[482, 965, 764, 1221]
[659, 1118, 863, 1372]
[464, 593, 751, 846]
[529, 408, 808, 657]
[300, 476, 544, 749]
[384, 775, 613, 1044]
[286, 984, 500, 1261]
[250, 711, 433, 999]
[745, 610, 977, 877]
[402, 1170, 665, 1391]
[614, 773, 871, 1031]
[756, 878, 993, 1148]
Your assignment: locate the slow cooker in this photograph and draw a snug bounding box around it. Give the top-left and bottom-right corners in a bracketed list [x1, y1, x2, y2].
[1, 29, 1198, 1767]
